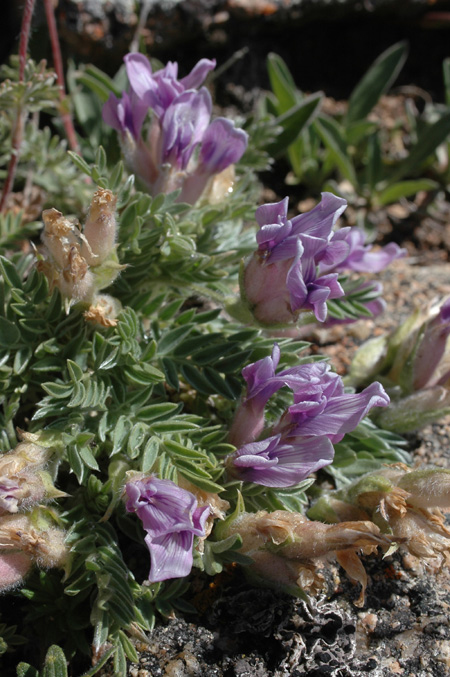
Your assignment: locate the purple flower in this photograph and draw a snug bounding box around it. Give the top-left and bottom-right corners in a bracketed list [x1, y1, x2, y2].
[227, 345, 390, 486]
[199, 118, 249, 173]
[413, 298, 450, 390]
[229, 345, 339, 446]
[102, 53, 248, 204]
[322, 227, 406, 274]
[124, 53, 216, 118]
[161, 89, 212, 170]
[125, 476, 210, 582]
[275, 375, 389, 444]
[242, 193, 348, 324]
[227, 434, 334, 487]
[102, 91, 148, 140]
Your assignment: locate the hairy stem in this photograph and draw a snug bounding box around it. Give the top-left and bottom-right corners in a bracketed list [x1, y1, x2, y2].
[0, 0, 36, 213]
[43, 0, 80, 153]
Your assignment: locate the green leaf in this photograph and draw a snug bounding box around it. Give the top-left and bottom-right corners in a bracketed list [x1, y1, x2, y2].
[268, 92, 322, 156]
[124, 363, 165, 385]
[0, 255, 22, 288]
[180, 364, 214, 396]
[79, 446, 100, 471]
[164, 440, 208, 460]
[138, 402, 182, 423]
[177, 467, 223, 493]
[266, 53, 299, 113]
[161, 357, 180, 390]
[42, 645, 68, 677]
[41, 382, 73, 399]
[376, 178, 438, 206]
[0, 317, 21, 346]
[157, 325, 194, 355]
[141, 437, 159, 472]
[16, 664, 39, 677]
[346, 41, 408, 124]
[314, 116, 357, 185]
[67, 151, 92, 177]
[388, 111, 450, 182]
[67, 359, 84, 382]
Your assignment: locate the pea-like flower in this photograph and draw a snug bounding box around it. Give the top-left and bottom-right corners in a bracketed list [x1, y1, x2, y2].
[323, 227, 406, 274]
[227, 345, 389, 487]
[242, 193, 347, 325]
[240, 194, 406, 327]
[125, 476, 210, 582]
[103, 53, 248, 204]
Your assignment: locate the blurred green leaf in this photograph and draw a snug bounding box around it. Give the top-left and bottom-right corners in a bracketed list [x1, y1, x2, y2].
[346, 41, 408, 124]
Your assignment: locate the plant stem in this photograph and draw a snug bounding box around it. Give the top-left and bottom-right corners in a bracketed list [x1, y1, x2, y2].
[43, 0, 80, 153]
[0, 0, 36, 213]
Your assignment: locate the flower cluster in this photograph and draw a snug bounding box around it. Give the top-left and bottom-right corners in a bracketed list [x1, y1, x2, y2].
[217, 507, 392, 605]
[0, 437, 67, 592]
[125, 475, 210, 582]
[309, 465, 450, 570]
[38, 188, 123, 324]
[348, 298, 450, 431]
[103, 54, 248, 204]
[241, 193, 405, 326]
[226, 344, 389, 487]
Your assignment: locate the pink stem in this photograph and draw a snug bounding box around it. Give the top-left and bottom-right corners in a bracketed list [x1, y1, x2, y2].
[43, 0, 80, 153]
[0, 0, 36, 213]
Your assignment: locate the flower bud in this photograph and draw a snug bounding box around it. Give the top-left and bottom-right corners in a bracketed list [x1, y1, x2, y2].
[0, 550, 33, 592]
[0, 513, 68, 573]
[82, 189, 118, 266]
[374, 386, 450, 433]
[218, 507, 391, 604]
[0, 442, 50, 476]
[0, 442, 65, 515]
[83, 294, 122, 328]
[310, 465, 450, 569]
[39, 190, 123, 311]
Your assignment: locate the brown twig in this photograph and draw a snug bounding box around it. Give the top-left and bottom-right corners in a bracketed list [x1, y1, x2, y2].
[0, 0, 36, 213]
[43, 0, 80, 153]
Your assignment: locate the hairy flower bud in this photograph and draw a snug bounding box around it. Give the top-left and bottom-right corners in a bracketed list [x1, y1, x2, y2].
[309, 465, 450, 569]
[218, 508, 392, 605]
[39, 189, 123, 311]
[82, 188, 117, 266]
[0, 512, 68, 589]
[0, 442, 65, 516]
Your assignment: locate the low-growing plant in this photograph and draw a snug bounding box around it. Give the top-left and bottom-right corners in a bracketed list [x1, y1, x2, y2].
[263, 43, 450, 224]
[1, 5, 450, 676]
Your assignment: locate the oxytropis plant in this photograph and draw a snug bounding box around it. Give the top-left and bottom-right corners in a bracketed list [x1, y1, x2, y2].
[1, 40, 450, 677]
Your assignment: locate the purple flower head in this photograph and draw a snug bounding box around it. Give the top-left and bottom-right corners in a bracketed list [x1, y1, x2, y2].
[413, 298, 450, 390]
[227, 434, 334, 487]
[228, 346, 389, 486]
[125, 476, 209, 582]
[243, 194, 347, 324]
[325, 228, 407, 274]
[125, 53, 216, 119]
[230, 346, 336, 447]
[199, 118, 248, 173]
[102, 91, 148, 140]
[160, 89, 212, 170]
[276, 374, 390, 444]
[103, 53, 247, 204]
